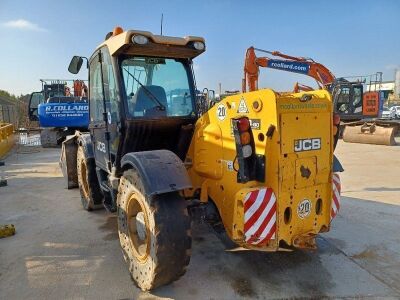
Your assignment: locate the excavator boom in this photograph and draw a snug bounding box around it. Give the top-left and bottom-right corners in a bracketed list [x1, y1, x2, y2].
[242, 46, 397, 146]
[242, 47, 335, 92]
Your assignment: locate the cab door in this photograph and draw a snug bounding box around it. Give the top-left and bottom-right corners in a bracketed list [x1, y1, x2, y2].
[89, 48, 121, 172]
[101, 47, 121, 164]
[89, 50, 109, 171]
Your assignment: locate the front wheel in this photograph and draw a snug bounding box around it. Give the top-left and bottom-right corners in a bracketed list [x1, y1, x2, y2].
[117, 169, 191, 291]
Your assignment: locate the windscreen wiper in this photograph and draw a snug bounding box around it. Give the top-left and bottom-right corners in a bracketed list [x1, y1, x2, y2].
[123, 68, 166, 111]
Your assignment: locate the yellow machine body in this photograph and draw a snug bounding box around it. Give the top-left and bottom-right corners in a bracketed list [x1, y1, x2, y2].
[185, 89, 335, 250]
[0, 224, 16, 238]
[0, 123, 14, 159]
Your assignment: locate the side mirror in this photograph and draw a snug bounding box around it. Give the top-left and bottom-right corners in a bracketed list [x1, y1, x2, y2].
[68, 56, 84, 74]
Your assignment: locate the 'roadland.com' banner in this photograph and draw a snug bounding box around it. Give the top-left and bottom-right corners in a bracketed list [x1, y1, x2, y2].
[267, 59, 310, 75]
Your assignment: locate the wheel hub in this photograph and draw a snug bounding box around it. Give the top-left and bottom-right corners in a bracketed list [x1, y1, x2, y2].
[135, 212, 146, 241]
[126, 195, 150, 262]
[80, 159, 89, 199]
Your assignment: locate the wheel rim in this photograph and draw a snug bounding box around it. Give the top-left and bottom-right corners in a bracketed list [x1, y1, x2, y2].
[126, 194, 150, 262]
[80, 159, 90, 200]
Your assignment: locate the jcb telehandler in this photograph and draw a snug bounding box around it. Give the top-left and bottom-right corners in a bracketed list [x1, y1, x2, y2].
[61, 26, 343, 291]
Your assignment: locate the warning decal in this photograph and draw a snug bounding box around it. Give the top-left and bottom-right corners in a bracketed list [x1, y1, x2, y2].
[238, 97, 249, 113]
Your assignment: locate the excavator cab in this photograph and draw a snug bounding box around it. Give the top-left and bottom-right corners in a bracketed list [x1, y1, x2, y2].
[28, 91, 45, 121]
[330, 79, 364, 121]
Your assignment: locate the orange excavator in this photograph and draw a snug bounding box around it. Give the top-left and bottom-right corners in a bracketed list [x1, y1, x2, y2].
[242, 47, 335, 93]
[242, 47, 398, 146]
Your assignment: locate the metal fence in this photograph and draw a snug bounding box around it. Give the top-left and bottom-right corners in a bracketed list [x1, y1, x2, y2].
[18, 132, 41, 146]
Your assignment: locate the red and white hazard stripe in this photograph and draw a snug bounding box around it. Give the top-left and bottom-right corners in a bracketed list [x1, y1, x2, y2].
[244, 188, 276, 245]
[331, 173, 341, 220]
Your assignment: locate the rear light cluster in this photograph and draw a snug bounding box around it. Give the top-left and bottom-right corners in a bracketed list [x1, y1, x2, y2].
[236, 118, 253, 158]
[232, 117, 265, 183]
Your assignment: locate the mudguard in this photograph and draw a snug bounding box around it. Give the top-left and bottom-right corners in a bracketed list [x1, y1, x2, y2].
[60, 134, 79, 189]
[333, 155, 344, 173]
[59, 131, 92, 189]
[121, 150, 192, 196]
[77, 133, 94, 159]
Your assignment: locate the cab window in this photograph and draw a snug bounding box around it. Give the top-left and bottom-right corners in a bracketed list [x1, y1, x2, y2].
[102, 48, 120, 123]
[89, 53, 104, 122]
[121, 57, 194, 118]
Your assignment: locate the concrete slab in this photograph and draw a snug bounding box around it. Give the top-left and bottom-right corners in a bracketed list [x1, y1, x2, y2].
[0, 142, 399, 299]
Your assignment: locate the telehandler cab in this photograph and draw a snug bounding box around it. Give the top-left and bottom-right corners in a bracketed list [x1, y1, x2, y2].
[61, 26, 343, 291]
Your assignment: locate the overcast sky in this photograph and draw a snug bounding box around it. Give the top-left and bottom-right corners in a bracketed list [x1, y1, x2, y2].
[0, 0, 399, 95]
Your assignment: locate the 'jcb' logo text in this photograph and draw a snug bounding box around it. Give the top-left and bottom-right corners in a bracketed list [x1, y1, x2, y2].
[294, 138, 321, 152]
[97, 141, 106, 153]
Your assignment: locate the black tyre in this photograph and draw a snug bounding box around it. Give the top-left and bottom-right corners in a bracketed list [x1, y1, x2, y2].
[76, 145, 103, 211]
[117, 169, 191, 291]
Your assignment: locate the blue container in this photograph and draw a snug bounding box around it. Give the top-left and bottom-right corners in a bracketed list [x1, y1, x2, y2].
[38, 102, 89, 128]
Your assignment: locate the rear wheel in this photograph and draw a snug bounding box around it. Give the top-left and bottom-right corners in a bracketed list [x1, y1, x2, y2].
[117, 169, 191, 291]
[76, 145, 103, 211]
